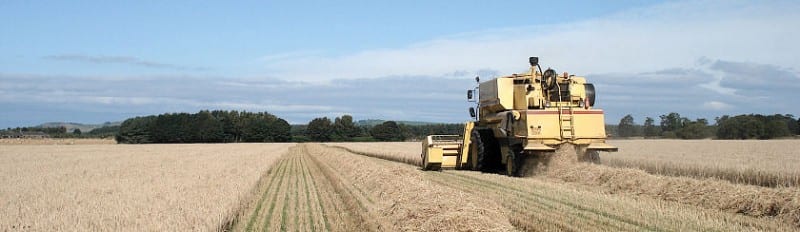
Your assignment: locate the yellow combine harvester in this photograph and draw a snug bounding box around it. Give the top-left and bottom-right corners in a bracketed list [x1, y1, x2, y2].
[421, 57, 617, 176]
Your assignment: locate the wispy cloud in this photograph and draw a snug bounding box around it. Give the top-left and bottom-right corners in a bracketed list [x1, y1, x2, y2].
[703, 101, 733, 111]
[44, 54, 207, 71]
[2, 56, 796, 127]
[3, 1, 799, 127]
[0, 73, 474, 125]
[258, 0, 799, 82]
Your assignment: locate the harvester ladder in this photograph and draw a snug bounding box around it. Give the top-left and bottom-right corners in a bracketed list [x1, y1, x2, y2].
[558, 103, 575, 140]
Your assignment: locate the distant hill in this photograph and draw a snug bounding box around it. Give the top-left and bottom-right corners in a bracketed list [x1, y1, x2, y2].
[355, 119, 452, 127]
[37, 121, 121, 133]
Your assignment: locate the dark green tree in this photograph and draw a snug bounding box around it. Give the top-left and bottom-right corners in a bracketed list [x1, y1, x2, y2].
[796, 117, 800, 135]
[88, 125, 119, 138]
[677, 118, 711, 139]
[115, 110, 290, 143]
[617, 114, 636, 137]
[241, 119, 271, 142]
[117, 116, 155, 143]
[306, 117, 334, 141]
[659, 112, 684, 134]
[73, 128, 82, 135]
[333, 115, 360, 140]
[715, 114, 779, 139]
[785, 114, 799, 135]
[643, 117, 660, 138]
[370, 121, 404, 141]
[269, 119, 292, 142]
[194, 110, 224, 142]
[764, 115, 791, 138]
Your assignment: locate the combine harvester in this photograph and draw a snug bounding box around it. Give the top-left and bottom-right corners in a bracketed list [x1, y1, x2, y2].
[421, 57, 617, 176]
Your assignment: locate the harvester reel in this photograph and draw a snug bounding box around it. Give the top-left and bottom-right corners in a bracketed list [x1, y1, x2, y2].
[542, 68, 557, 90]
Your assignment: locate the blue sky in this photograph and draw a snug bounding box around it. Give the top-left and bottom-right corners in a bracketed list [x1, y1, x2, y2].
[1, 0, 799, 127]
[1, 0, 662, 76]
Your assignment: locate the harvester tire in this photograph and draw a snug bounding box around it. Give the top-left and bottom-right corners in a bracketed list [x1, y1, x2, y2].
[505, 145, 525, 177]
[576, 145, 601, 164]
[505, 154, 517, 177]
[586, 150, 601, 164]
[472, 129, 502, 172]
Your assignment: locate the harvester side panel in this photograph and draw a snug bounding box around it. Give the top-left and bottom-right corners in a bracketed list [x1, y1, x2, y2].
[519, 109, 611, 147]
[458, 122, 475, 169]
[570, 110, 608, 139]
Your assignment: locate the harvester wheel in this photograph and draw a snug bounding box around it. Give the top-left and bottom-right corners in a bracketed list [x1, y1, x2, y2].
[576, 145, 601, 164]
[472, 129, 502, 172]
[505, 146, 524, 177]
[586, 150, 600, 164]
[505, 154, 515, 176]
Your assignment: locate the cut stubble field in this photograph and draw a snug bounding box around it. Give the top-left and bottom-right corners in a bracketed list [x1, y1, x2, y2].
[329, 140, 800, 229]
[233, 143, 796, 231]
[2, 140, 799, 231]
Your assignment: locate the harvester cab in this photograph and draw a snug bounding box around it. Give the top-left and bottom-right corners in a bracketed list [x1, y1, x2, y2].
[421, 57, 617, 176]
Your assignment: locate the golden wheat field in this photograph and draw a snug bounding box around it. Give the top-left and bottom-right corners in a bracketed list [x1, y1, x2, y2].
[604, 140, 800, 187]
[2, 140, 799, 231]
[0, 143, 291, 231]
[0, 138, 116, 145]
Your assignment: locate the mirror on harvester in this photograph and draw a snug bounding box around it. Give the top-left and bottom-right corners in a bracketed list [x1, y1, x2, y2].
[467, 90, 473, 100]
[529, 56, 538, 66]
[469, 107, 476, 118]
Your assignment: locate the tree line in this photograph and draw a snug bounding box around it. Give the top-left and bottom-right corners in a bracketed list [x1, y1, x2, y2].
[614, 113, 799, 139]
[116, 110, 290, 143]
[295, 115, 463, 142]
[113, 110, 463, 144]
[13, 110, 795, 143]
[1, 126, 119, 138]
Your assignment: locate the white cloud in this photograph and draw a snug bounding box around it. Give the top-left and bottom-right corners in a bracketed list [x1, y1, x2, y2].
[697, 65, 738, 96]
[44, 54, 207, 71]
[0, 73, 475, 125]
[259, 0, 799, 82]
[703, 101, 733, 110]
[3, 0, 799, 127]
[208, 102, 334, 112]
